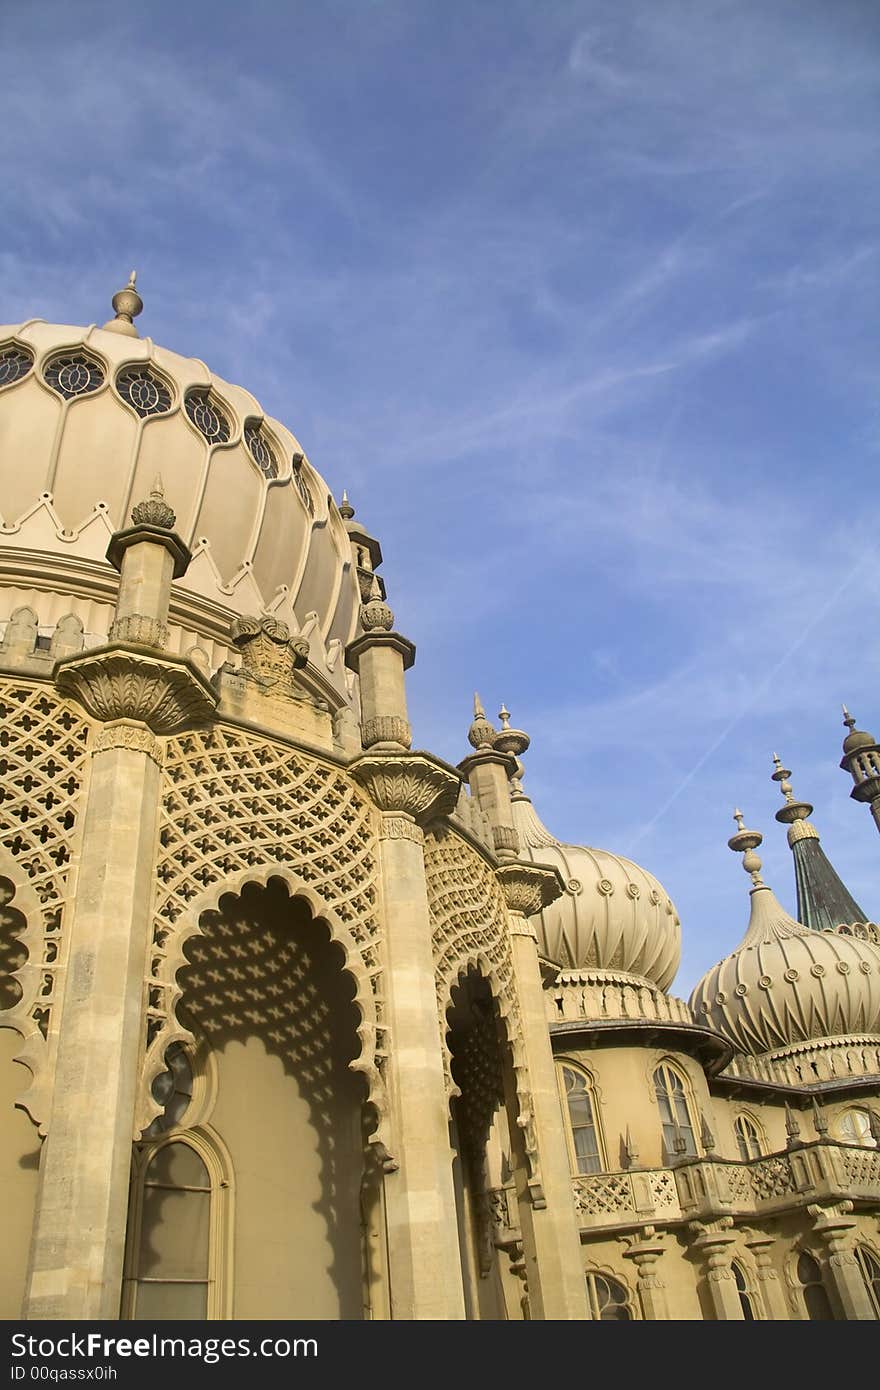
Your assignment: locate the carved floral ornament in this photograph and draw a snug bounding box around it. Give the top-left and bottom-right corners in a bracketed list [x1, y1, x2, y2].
[496, 862, 564, 918]
[230, 615, 310, 697]
[55, 648, 217, 735]
[350, 752, 460, 823]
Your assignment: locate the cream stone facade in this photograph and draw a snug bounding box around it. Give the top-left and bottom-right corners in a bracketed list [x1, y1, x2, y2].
[0, 284, 878, 1321]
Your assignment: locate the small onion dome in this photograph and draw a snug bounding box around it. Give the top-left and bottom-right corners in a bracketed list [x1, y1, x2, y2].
[511, 781, 680, 990]
[689, 812, 880, 1055]
[842, 705, 876, 756]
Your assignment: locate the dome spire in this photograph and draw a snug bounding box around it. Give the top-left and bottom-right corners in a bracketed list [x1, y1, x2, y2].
[102, 271, 143, 338]
[728, 808, 764, 888]
[772, 753, 868, 931]
[839, 704, 880, 836]
[467, 692, 496, 750]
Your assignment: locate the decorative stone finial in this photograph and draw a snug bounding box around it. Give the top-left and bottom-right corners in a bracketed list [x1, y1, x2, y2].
[841, 704, 876, 756]
[771, 753, 815, 830]
[102, 270, 144, 338]
[361, 574, 394, 632]
[784, 1102, 801, 1147]
[728, 809, 764, 886]
[131, 476, 175, 530]
[339, 490, 355, 521]
[467, 692, 496, 750]
[492, 703, 530, 757]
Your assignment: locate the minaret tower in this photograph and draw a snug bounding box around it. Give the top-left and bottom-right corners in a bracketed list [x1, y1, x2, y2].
[771, 754, 869, 930]
[839, 706, 880, 836]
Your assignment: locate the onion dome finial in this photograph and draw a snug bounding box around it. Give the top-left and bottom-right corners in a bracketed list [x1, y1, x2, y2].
[131, 475, 175, 530]
[492, 703, 530, 757]
[468, 692, 496, 750]
[103, 270, 143, 338]
[339, 490, 355, 521]
[361, 573, 394, 631]
[841, 704, 876, 756]
[728, 808, 764, 887]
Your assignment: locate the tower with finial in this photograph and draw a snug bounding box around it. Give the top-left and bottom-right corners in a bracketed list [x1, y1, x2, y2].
[839, 706, 880, 836]
[772, 753, 869, 930]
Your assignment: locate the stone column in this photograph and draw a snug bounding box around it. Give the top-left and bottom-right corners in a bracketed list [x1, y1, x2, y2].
[809, 1200, 876, 1320]
[351, 751, 466, 1320]
[688, 1218, 743, 1319]
[496, 863, 590, 1321]
[458, 702, 520, 862]
[742, 1229, 789, 1320]
[23, 489, 216, 1320]
[623, 1227, 670, 1320]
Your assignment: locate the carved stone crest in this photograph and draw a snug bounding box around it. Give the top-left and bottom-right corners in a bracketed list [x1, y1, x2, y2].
[230, 616, 310, 700]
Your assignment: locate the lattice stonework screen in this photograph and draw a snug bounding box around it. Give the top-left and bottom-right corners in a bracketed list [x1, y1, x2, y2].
[141, 725, 385, 1141]
[0, 680, 91, 1126]
[424, 825, 541, 1195]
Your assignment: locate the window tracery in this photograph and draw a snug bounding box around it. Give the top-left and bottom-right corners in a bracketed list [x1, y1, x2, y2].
[584, 1270, 633, 1320]
[734, 1113, 763, 1161]
[855, 1246, 880, 1319]
[244, 421, 279, 479]
[184, 390, 231, 444]
[652, 1061, 697, 1160]
[116, 366, 173, 419]
[0, 344, 34, 388]
[559, 1063, 604, 1175]
[43, 352, 105, 399]
[796, 1250, 833, 1320]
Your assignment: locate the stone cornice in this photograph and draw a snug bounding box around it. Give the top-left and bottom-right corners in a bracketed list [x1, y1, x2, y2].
[345, 629, 416, 673]
[457, 747, 518, 780]
[54, 644, 218, 733]
[350, 750, 460, 822]
[495, 861, 564, 917]
[105, 524, 192, 579]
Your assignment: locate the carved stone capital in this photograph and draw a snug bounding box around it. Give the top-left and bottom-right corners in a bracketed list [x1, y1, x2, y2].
[108, 613, 169, 650]
[93, 719, 164, 767]
[496, 862, 564, 917]
[106, 524, 191, 579]
[492, 824, 520, 856]
[350, 751, 460, 823]
[55, 646, 217, 734]
[379, 813, 424, 845]
[361, 714, 412, 750]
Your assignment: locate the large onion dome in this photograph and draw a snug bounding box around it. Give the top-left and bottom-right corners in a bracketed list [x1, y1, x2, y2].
[689, 812, 880, 1055]
[0, 280, 360, 706]
[511, 776, 681, 991]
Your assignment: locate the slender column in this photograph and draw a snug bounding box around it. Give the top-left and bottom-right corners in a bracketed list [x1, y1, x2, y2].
[742, 1229, 789, 1320]
[688, 1219, 743, 1319]
[497, 866, 589, 1320]
[352, 753, 466, 1320]
[623, 1227, 670, 1320]
[458, 698, 520, 861]
[24, 488, 215, 1319]
[809, 1200, 876, 1320]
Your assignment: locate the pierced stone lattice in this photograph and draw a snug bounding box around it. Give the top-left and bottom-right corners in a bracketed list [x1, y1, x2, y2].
[142, 725, 387, 1148]
[722, 1165, 752, 1205]
[424, 825, 541, 1200]
[749, 1154, 798, 1202]
[840, 1147, 880, 1187]
[0, 681, 90, 1127]
[572, 1172, 633, 1217]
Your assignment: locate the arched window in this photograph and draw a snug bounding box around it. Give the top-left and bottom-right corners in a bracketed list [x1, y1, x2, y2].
[559, 1064, 604, 1175]
[732, 1260, 758, 1320]
[855, 1247, 880, 1319]
[836, 1108, 877, 1148]
[585, 1271, 633, 1320]
[653, 1062, 697, 1159]
[122, 1132, 231, 1321]
[796, 1251, 834, 1321]
[734, 1114, 763, 1161]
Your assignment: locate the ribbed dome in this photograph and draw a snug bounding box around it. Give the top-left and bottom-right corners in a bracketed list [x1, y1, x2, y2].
[512, 787, 681, 990]
[0, 318, 359, 702]
[689, 883, 880, 1055]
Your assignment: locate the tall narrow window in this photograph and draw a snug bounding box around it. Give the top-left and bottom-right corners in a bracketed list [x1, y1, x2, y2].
[130, 1143, 211, 1320]
[561, 1065, 603, 1175]
[732, 1260, 758, 1320]
[653, 1062, 697, 1159]
[855, 1247, 880, 1319]
[797, 1251, 834, 1321]
[734, 1115, 763, 1161]
[837, 1108, 877, 1148]
[585, 1272, 632, 1320]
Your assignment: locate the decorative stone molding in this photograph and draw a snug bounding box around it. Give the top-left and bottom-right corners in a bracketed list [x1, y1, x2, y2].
[54, 646, 217, 733]
[378, 814, 424, 845]
[361, 714, 412, 750]
[107, 613, 169, 649]
[491, 824, 520, 856]
[350, 751, 460, 823]
[496, 862, 564, 918]
[229, 615, 310, 701]
[688, 1216, 737, 1281]
[93, 719, 163, 768]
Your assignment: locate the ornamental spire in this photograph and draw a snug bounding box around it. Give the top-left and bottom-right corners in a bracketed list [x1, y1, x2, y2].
[728, 809, 764, 888]
[102, 271, 143, 338]
[772, 753, 869, 930]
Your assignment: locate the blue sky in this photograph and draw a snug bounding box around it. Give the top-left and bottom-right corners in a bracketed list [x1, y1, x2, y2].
[4, 1, 880, 991]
